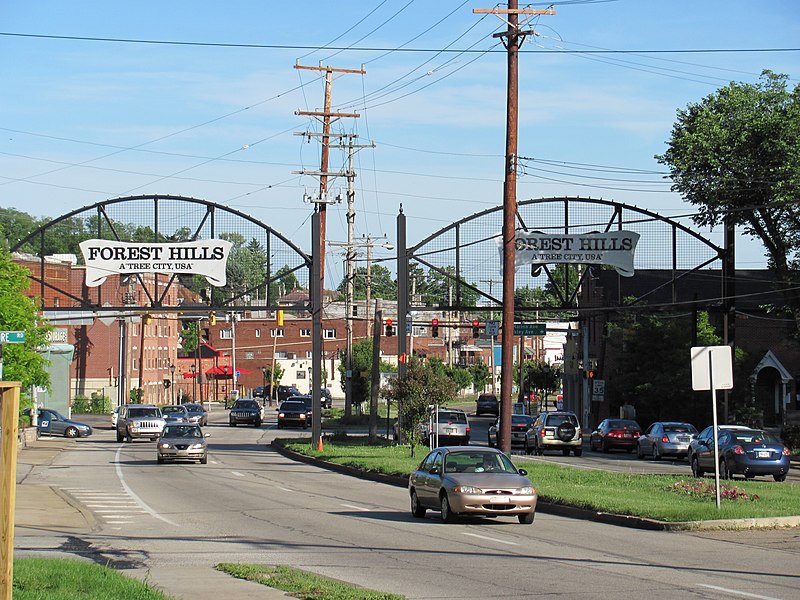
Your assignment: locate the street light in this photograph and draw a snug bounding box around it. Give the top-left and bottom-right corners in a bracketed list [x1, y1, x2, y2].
[190, 363, 197, 401]
[169, 363, 176, 404]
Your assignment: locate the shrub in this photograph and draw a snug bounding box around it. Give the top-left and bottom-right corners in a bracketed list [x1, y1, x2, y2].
[781, 425, 800, 450]
[667, 479, 759, 502]
[71, 395, 91, 413]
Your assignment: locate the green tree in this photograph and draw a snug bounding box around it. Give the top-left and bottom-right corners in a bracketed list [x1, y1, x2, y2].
[468, 362, 490, 392]
[382, 356, 458, 456]
[657, 70, 800, 334]
[268, 265, 301, 302]
[338, 264, 396, 300]
[0, 248, 52, 392]
[337, 338, 394, 417]
[445, 365, 473, 395]
[0, 207, 39, 250]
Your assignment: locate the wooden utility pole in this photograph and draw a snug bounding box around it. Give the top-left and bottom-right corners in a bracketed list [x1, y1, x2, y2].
[1, 382, 21, 600]
[294, 63, 365, 292]
[474, 2, 555, 453]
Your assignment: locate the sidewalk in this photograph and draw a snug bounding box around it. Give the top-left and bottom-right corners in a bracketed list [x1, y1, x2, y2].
[13, 436, 291, 600]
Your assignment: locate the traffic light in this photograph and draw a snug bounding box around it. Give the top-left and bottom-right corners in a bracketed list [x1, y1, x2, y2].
[431, 318, 439, 337]
[163, 378, 171, 388]
[585, 369, 596, 380]
[384, 318, 394, 337]
[209, 312, 216, 326]
[276, 309, 284, 327]
[472, 319, 480, 338]
[398, 352, 407, 363]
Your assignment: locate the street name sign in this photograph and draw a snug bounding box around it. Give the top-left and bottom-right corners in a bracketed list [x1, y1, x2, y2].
[513, 323, 546, 336]
[0, 331, 25, 344]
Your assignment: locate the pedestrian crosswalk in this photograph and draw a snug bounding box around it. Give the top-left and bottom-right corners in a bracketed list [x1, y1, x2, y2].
[59, 487, 148, 526]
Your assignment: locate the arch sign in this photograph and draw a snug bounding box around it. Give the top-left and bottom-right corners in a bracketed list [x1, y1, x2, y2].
[79, 239, 233, 288]
[510, 231, 640, 277]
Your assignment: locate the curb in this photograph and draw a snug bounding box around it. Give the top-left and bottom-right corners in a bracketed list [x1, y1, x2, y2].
[270, 440, 800, 532]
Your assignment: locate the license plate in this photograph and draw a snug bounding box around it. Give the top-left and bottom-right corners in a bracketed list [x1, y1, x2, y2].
[677, 436, 689, 442]
[489, 496, 506, 503]
[445, 428, 455, 434]
[757, 450, 770, 458]
[624, 433, 632, 438]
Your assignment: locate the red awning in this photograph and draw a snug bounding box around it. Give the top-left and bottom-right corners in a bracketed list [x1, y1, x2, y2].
[182, 372, 199, 379]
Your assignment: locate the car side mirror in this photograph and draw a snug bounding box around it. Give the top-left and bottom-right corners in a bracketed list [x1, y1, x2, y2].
[518, 468, 528, 476]
[204, 433, 211, 438]
[430, 467, 441, 475]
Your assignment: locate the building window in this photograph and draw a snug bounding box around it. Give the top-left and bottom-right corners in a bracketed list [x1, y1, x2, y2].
[132, 357, 138, 371]
[323, 329, 336, 339]
[299, 329, 311, 337]
[276, 351, 288, 359]
[245, 351, 254, 359]
[220, 329, 233, 340]
[255, 329, 261, 338]
[271, 328, 284, 337]
[296, 371, 306, 379]
[305, 351, 313, 359]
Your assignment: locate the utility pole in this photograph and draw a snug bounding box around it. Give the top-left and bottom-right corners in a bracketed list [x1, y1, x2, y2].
[474, 2, 555, 453]
[294, 62, 365, 292]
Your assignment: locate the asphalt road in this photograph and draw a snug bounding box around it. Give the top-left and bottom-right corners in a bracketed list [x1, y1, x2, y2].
[14, 409, 800, 600]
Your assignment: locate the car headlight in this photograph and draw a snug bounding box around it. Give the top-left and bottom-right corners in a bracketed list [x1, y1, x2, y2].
[515, 486, 534, 495]
[278, 412, 285, 417]
[158, 443, 172, 449]
[299, 414, 306, 419]
[190, 443, 205, 450]
[453, 486, 482, 494]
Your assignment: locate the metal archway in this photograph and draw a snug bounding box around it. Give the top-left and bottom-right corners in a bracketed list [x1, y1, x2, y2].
[11, 195, 312, 314]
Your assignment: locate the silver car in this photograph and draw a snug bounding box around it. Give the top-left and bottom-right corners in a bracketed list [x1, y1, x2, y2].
[157, 424, 209, 464]
[409, 447, 537, 524]
[637, 421, 698, 460]
[116, 404, 166, 442]
[422, 408, 471, 446]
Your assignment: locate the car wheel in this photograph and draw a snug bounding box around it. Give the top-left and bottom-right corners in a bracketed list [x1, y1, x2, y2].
[518, 511, 535, 525]
[691, 455, 704, 478]
[774, 473, 787, 482]
[157, 455, 165, 464]
[573, 448, 582, 457]
[64, 426, 79, 438]
[524, 440, 532, 455]
[601, 439, 609, 453]
[535, 442, 544, 456]
[410, 490, 426, 518]
[440, 494, 457, 524]
[719, 459, 731, 480]
[254, 420, 262, 428]
[200, 455, 208, 465]
[229, 422, 236, 427]
[116, 430, 124, 443]
[126, 434, 133, 443]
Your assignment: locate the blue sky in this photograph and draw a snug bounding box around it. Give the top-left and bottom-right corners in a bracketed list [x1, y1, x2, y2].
[2, 1, 799, 286]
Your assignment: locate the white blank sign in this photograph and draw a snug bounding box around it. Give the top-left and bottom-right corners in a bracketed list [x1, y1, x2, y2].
[690, 346, 733, 391]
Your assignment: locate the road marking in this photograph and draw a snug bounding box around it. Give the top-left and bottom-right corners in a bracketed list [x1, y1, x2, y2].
[462, 532, 518, 546]
[698, 585, 781, 600]
[340, 503, 370, 512]
[231, 471, 246, 477]
[115, 447, 178, 526]
[278, 487, 293, 493]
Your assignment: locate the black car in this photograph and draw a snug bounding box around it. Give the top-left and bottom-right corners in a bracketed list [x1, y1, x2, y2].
[475, 394, 499, 417]
[320, 388, 333, 409]
[276, 385, 301, 402]
[287, 395, 313, 419]
[277, 400, 309, 429]
[488, 414, 536, 453]
[590, 419, 642, 453]
[228, 399, 263, 427]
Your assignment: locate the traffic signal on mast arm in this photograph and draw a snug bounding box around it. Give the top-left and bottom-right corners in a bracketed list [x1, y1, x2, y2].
[584, 369, 596, 380]
[384, 318, 394, 337]
[431, 318, 439, 337]
[472, 319, 480, 338]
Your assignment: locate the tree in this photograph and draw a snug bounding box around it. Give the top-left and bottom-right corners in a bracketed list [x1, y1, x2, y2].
[337, 264, 396, 300]
[468, 362, 490, 392]
[0, 248, 52, 394]
[657, 70, 800, 334]
[336, 338, 394, 417]
[382, 356, 458, 457]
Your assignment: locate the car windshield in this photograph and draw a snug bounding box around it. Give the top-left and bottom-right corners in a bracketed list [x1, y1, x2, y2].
[162, 406, 186, 414]
[444, 451, 517, 474]
[163, 426, 202, 438]
[478, 396, 497, 403]
[607, 420, 639, 429]
[234, 401, 259, 409]
[437, 411, 467, 423]
[664, 423, 697, 433]
[546, 413, 578, 427]
[128, 408, 161, 418]
[512, 415, 534, 425]
[281, 402, 305, 411]
[184, 404, 203, 412]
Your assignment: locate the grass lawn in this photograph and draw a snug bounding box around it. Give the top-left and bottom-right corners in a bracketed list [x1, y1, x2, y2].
[216, 563, 404, 599]
[13, 557, 175, 600]
[282, 437, 800, 523]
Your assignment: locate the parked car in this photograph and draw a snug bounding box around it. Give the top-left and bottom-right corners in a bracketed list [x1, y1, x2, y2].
[590, 419, 642, 453]
[277, 400, 309, 429]
[276, 385, 301, 402]
[182, 402, 208, 426]
[689, 426, 790, 481]
[320, 388, 333, 409]
[637, 421, 698, 460]
[228, 398, 263, 427]
[111, 406, 120, 428]
[33, 408, 93, 438]
[253, 385, 269, 399]
[156, 424, 209, 464]
[161, 404, 190, 424]
[422, 408, 471, 446]
[116, 404, 166, 442]
[488, 414, 536, 454]
[531, 411, 583, 456]
[408, 446, 537, 524]
[475, 394, 499, 417]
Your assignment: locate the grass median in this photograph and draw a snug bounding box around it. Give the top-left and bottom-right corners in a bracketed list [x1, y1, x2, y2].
[281, 436, 800, 523]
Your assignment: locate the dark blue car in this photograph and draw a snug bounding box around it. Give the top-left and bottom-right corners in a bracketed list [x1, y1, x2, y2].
[691, 426, 790, 482]
[35, 408, 93, 438]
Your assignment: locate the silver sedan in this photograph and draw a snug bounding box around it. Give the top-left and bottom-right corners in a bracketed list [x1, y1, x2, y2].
[637, 421, 697, 460]
[409, 447, 537, 524]
[156, 424, 209, 464]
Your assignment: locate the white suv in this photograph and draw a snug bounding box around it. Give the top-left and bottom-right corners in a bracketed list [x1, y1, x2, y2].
[532, 411, 583, 456]
[116, 404, 166, 442]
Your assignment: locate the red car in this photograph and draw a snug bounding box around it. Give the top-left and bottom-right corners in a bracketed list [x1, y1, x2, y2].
[590, 419, 642, 452]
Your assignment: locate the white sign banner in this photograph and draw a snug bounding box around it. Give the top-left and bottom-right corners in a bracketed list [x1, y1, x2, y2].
[79, 239, 233, 288]
[508, 231, 640, 277]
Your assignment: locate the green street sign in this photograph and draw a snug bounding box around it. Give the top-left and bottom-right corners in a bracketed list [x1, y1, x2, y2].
[0, 331, 26, 344]
[513, 323, 546, 336]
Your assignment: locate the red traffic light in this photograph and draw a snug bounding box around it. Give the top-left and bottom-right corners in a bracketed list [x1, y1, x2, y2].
[472, 319, 479, 327]
[386, 318, 393, 326]
[431, 318, 439, 326]
[431, 318, 439, 337]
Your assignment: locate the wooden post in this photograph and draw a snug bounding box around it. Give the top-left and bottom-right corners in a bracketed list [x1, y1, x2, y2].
[1, 382, 21, 600]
